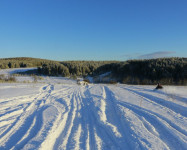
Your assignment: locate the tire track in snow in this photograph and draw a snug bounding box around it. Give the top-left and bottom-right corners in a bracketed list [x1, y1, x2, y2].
[130, 86, 187, 105]
[53, 90, 78, 150]
[83, 87, 118, 149]
[64, 91, 84, 150]
[0, 84, 54, 149]
[1, 83, 186, 150]
[39, 89, 74, 150]
[63, 86, 122, 150]
[78, 87, 97, 150]
[103, 86, 147, 149]
[117, 100, 187, 150]
[109, 86, 187, 150]
[36, 85, 74, 150]
[78, 87, 111, 150]
[119, 86, 187, 137]
[9, 106, 49, 150]
[78, 86, 142, 149]
[123, 87, 187, 117]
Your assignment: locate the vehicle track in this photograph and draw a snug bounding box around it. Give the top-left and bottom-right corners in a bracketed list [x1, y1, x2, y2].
[0, 83, 186, 150]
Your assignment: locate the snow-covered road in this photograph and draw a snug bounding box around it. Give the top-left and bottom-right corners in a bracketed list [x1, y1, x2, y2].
[0, 82, 187, 150]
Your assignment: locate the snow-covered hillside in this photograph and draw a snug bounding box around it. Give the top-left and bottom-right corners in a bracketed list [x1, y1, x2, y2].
[0, 69, 187, 150]
[0, 68, 37, 76]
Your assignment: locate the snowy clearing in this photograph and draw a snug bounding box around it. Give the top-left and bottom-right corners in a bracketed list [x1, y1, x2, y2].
[0, 69, 187, 150]
[0, 68, 37, 76]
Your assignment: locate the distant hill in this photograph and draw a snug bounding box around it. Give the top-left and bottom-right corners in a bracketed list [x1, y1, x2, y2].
[0, 57, 186, 85]
[0, 57, 59, 69]
[0, 57, 50, 61]
[93, 57, 187, 85]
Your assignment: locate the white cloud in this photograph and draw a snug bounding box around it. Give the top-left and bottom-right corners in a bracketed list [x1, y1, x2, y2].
[138, 51, 176, 59]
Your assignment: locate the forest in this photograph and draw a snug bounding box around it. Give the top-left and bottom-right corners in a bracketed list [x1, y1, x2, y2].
[0, 57, 186, 85]
[0, 57, 57, 69]
[95, 58, 187, 85]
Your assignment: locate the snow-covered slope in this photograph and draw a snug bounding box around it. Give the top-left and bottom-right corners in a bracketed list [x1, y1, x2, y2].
[0, 68, 37, 76]
[0, 69, 186, 150]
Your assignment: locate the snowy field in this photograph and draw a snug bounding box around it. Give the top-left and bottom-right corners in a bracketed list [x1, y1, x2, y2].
[0, 68, 37, 76]
[0, 69, 187, 150]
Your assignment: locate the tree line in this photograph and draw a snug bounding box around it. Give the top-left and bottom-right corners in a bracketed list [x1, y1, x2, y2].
[0, 57, 57, 69]
[94, 57, 187, 85]
[37, 61, 116, 77]
[1, 57, 186, 85]
[61, 61, 117, 76]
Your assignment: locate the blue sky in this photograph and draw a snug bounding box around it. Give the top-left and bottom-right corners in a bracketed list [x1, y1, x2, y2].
[0, 0, 186, 60]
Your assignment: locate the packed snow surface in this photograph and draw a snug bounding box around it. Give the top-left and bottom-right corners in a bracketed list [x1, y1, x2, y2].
[0, 69, 187, 150]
